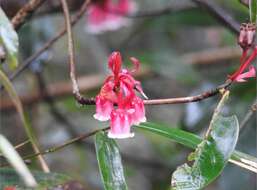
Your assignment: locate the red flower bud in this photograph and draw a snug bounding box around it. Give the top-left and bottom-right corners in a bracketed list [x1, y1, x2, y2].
[238, 23, 256, 50]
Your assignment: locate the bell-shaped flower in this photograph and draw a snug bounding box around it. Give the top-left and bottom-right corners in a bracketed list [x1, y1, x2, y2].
[94, 95, 113, 121]
[130, 96, 146, 125]
[94, 51, 147, 139]
[108, 109, 135, 139]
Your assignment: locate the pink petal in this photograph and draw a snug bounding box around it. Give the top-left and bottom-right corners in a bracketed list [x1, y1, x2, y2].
[94, 96, 113, 121]
[86, 0, 136, 34]
[235, 66, 256, 82]
[108, 52, 122, 78]
[129, 57, 140, 73]
[130, 97, 146, 125]
[108, 109, 134, 139]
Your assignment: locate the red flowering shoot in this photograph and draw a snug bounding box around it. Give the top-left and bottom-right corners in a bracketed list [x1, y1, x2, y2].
[229, 23, 256, 82]
[94, 52, 147, 139]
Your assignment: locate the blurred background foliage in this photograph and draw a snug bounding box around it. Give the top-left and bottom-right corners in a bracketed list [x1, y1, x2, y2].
[0, 0, 256, 189]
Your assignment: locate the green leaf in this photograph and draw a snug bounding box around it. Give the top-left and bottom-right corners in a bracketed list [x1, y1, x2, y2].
[170, 91, 239, 190]
[95, 132, 128, 190]
[0, 8, 19, 69]
[249, 0, 257, 23]
[171, 115, 239, 190]
[135, 122, 257, 173]
[135, 122, 201, 149]
[0, 168, 71, 190]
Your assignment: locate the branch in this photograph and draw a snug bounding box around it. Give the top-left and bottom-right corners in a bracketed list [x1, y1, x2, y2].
[144, 80, 232, 105]
[0, 77, 232, 110]
[0, 69, 151, 111]
[240, 99, 257, 131]
[20, 127, 110, 162]
[60, 0, 91, 105]
[11, 0, 47, 30]
[192, 0, 240, 35]
[0, 139, 29, 157]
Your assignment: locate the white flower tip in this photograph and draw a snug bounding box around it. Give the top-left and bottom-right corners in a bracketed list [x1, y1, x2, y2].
[140, 117, 147, 123]
[108, 132, 134, 139]
[93, 114, 110, 121]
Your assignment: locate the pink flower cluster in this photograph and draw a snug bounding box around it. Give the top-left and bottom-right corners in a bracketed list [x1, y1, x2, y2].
[86, 0, 136, 34]
[94, 52, 147, 139]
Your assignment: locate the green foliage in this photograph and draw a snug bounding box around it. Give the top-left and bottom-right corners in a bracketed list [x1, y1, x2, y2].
[135, 122, 201, 149]
[0, 8, 19, 69]
[171, 115, 239, 190]
[249, 0, 257, 23]
[0, 168, 71, 190]
[95, 132, 128, 190]
[170, 92, 239, 190]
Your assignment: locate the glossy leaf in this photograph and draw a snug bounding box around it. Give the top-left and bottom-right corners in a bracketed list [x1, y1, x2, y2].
[135, 122, 201, 149]
[135, 122, 257, 173]
[170, 91, 239, 190]
[249, 0, 257, 23]
[0, 168, 71, 190]
[95, 132, 128, 190]
[0, 8, 19, 69]
[171, 115, 239, 190]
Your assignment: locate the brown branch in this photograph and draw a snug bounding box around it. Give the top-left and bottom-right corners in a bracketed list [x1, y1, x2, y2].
[6, 0, 91, 85]
[0, 139, 30, 157]
[192, 0, 240, 35]
[144, 80, 232, 105]
[60, 0, 91, 105]
[11, 0, 46, 30]
[20, 127, 109, 162]
[0, 68, 151, 111]
[0, 77, 232, 110]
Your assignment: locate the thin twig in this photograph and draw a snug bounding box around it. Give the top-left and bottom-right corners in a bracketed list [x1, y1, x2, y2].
[11, 0, 47, 30]
[60, 0, 92, 105]
[1, 78, 232, 110]
[0, 78, 232, 110]
[0, 69, 151, 111]
[240, 100, 257, 131]
[0, 139, 30, 157]
[192, 0, 240, 35]
[6, 0, 91, 85]
[143, 80, 232, 105]
[19, 127, 109, 162]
